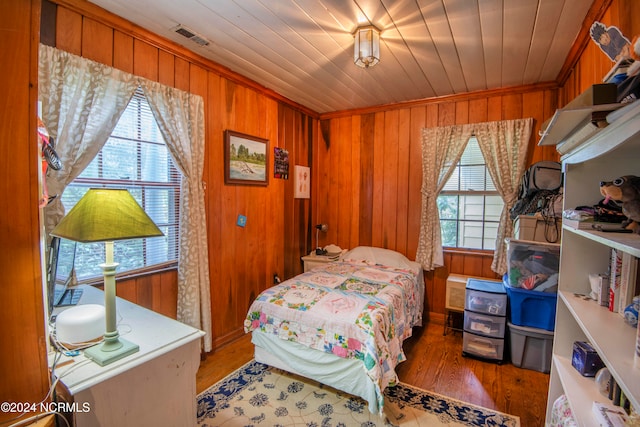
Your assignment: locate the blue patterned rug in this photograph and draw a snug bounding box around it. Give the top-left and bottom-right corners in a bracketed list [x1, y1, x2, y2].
[197, 360, 520, 426]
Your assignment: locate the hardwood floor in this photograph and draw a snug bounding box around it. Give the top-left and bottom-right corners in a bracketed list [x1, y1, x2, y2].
[197, 321, 550, 427]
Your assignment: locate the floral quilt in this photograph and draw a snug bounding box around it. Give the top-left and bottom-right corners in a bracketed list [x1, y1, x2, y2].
[244, 259, 424, 407]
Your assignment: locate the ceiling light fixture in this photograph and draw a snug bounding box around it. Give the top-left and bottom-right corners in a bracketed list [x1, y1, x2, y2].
[353, 25, 380, 68]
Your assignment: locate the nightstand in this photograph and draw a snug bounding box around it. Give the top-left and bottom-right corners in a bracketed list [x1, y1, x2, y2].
[301, 252, 341, 272]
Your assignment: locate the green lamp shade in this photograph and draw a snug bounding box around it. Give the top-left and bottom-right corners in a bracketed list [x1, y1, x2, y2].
[50, 188, 164, 243]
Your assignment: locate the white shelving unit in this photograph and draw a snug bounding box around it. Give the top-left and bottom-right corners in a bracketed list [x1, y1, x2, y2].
[537, 103, 620, 154]
[545, 100, 640, 426]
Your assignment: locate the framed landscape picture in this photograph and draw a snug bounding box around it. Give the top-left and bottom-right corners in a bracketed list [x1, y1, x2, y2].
[224, 130, 269, 186]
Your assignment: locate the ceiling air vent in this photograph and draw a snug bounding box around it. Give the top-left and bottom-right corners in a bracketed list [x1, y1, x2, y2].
[172, 24, 210, 47]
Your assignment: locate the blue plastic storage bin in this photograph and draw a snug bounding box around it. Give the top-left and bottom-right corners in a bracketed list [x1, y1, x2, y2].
[503, 275, 557, 331]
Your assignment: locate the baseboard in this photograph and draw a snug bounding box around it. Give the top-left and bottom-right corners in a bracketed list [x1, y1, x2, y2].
[213, 327, 245, 350]
[428, 312, 445, 325]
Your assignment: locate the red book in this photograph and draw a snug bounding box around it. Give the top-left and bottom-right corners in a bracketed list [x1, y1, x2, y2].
[609, 249, 623, 313]
[609, 287, 616, 312]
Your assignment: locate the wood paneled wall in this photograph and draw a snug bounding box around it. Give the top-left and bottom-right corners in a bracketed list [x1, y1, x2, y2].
[114, 269, 179, 319]
[0, 0, 49, 419]
[313, 88, 561, 319]
[42, 0, 314, 349]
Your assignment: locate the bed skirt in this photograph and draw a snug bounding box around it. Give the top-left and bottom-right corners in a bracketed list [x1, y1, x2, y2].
[251, 330, 383, 415]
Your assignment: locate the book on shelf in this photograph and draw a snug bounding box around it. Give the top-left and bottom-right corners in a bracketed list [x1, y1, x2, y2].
[619, 389, 631, 415]
[609, 249, 623, 313]
[635, 315, 640, 369]
[562, 218, 627, 231]
[592, 401, 628, 427]
[612, 380, 622, 406]
[562, 217, 593, 229]
[608, 375, 615, 400]
[589, 273, 610, 306]
[617, 253, 639, 316]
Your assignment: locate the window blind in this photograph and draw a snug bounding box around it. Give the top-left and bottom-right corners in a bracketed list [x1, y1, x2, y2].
[62, 88, 181, 280]
[438, 137, 503, 250]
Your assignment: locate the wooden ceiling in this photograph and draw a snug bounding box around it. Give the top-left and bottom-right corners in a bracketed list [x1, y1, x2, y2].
[87, 0, 595, 114]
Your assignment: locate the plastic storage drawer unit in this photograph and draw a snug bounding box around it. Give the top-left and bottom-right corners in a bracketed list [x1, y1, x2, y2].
[463, 332, 505, 360]
[465, 280, 508, 316]
[464, 311, 506, 338]
[463, 279, 507, 362]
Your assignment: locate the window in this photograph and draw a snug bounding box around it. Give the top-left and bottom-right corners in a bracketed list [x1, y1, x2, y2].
[437, 137, 503, 250]
[62, 88, 180, 281]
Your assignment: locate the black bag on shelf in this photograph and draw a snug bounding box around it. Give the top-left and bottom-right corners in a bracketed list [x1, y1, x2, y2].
[510, 161, 563, 220]
[518, 161, 562, 199]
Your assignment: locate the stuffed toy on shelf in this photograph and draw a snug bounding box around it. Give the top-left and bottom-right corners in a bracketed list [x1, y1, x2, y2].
[600, 175, 640, 234]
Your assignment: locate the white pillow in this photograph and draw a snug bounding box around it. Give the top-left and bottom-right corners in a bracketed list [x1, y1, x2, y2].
[343, 246, 419, 271]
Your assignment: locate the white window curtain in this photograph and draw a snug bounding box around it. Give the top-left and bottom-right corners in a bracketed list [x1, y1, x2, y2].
[475, 118, 533, 275]
[38, 44, 138, 234]
[38, 44, 212, 351]
[416, 119, 532, 274]
[139, 80, 212, 351]
[415, 124, 474, 270]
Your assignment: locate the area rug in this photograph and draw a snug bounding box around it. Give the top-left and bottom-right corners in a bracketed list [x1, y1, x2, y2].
[197, 360, 520, 426]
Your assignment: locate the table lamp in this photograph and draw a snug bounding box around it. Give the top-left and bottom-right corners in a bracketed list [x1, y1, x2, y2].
[50, 188, 164, 366]
[315, 223, 328, 255]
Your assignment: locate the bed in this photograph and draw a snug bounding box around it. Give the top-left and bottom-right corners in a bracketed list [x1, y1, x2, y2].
[243, 246, 425, 415]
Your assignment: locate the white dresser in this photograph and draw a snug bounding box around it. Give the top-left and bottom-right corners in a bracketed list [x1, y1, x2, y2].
[50, 286, 204, 427]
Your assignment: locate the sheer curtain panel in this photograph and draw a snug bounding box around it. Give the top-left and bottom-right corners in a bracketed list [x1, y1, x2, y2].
[140, 80, 212, 351]
[38, 44, 138, 235]
[415, 125, 473, 271]
[39, 45, 212, 351]
[475, 118, 533, 275]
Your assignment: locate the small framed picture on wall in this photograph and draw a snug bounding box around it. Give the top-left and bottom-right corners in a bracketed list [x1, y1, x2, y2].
[224, 130, 269, 186]
[294, 165, 310, 199]
[273, 147, 289, 179]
